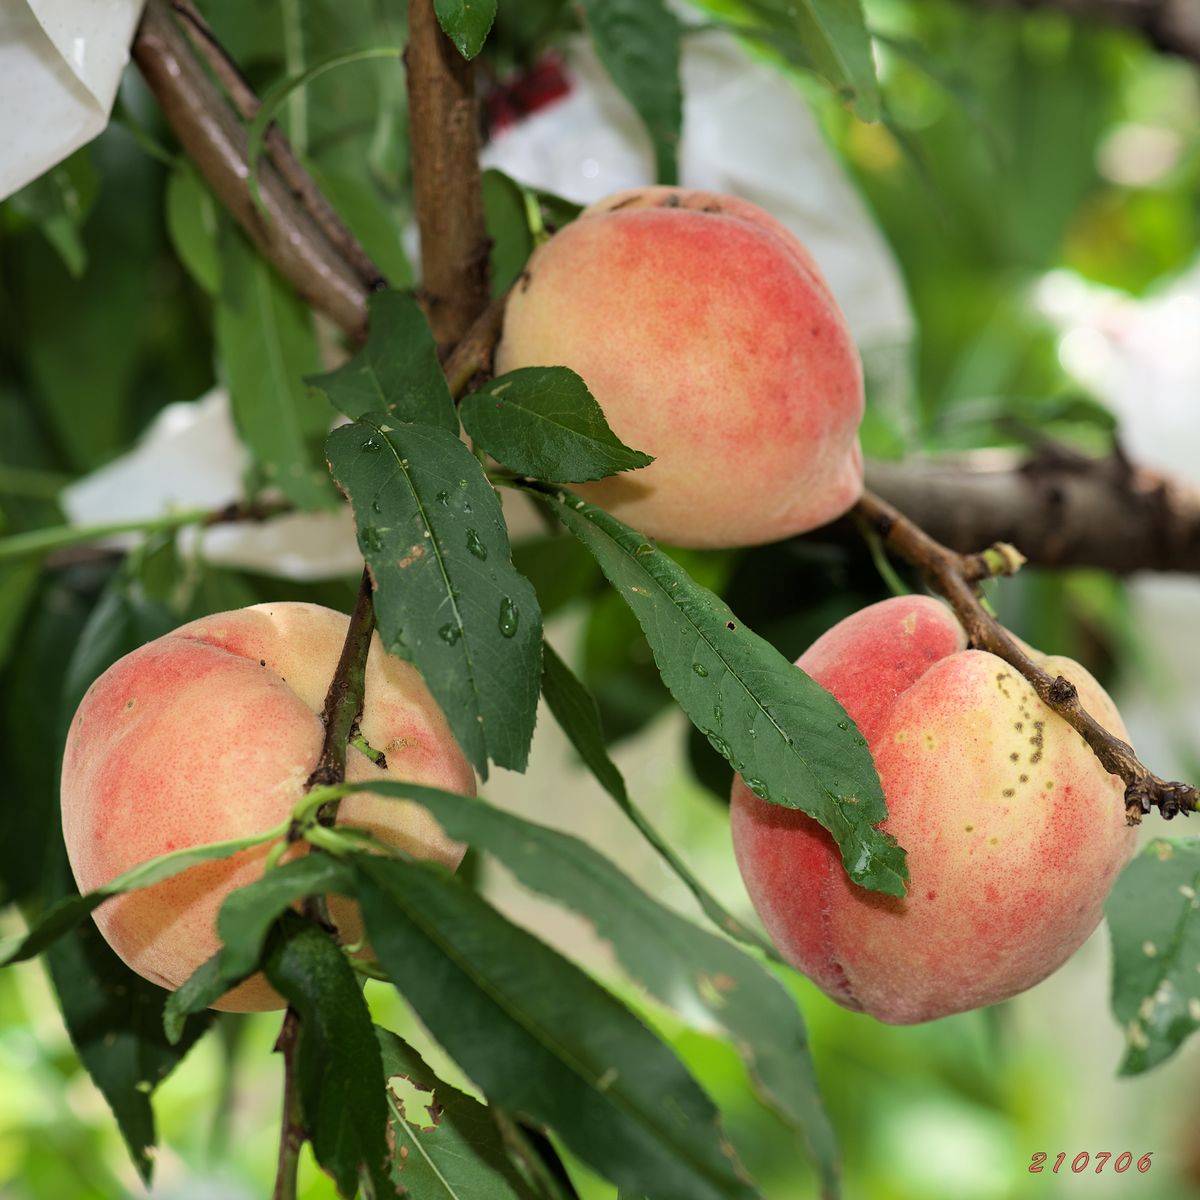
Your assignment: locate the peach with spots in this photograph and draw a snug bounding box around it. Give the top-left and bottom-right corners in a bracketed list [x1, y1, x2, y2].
[494, 187, 864, 548]
[731, 595, 1136, 1023]
[61, 602, 475, 1011]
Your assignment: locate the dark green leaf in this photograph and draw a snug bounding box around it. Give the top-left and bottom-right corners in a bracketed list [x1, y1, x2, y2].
[511, 533, 602, 617]
[326, 417, 542, 776]
[527, 483, 906, 896]
[163, 854, 355, 1039]
[541, 643, 776, 957]
[354, 853, 758, 1200]
[0, 561, 41, 672]
[264, 917, 391, 1197]
[46, 883, 212, 1182]
[461, 367, 654, 482]
[347, 780, 837, 1193]
[577, 0, 682, 184]
[1, 826, 285, 966]
[165, 162, 219, 293]
[1108, 838, 1200, 1075]
[7, 148, 100, 277]
[162, 951, 226, 1044]
[311, 167, 414, 287]
[483, 169, 535, 295]
[690, 0, 879, 121]
[376, 1026, 539, 1198]
[215, 226, 333, 510]
[307, 289, 456, 431]
[434, 0, 498, 58]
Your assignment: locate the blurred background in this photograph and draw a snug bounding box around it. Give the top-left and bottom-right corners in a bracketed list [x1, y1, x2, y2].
[2, 0, 1200, 1196]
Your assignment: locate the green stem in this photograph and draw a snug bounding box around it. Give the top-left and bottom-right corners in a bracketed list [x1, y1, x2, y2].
[0, 509, 211, 563]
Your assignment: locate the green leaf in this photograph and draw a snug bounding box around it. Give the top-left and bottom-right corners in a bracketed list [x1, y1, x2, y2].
[353, 853, 759, 1200]
[0, 561, 41, 673]
[245, 46, 403, 212]
[1, 824, 287, 966]
[165, 161, 219, 293]
[527, 482, 906, 896]
[264, 917, 392, 1197]
[163, 854, 355, 1038]
[688, 0, 880, 121]
[7, 148, 100, 277]
[541, 644, 773, 957]
[343, 780, 838, 1193]
[577, 0, 682, 185]
[376, 1026, 539, 1199]
[434, 0, 498, 58]
[215, 225, 333, 510]
[461, 368, 654, 483]
[325, 417, 542, 776]
[311, 167, 414, 287]
[1108, 838, 1200, 1075]
[483, 169, 536, 296]
[307, 289, 457, 431]
[45, 874, 211, 1182]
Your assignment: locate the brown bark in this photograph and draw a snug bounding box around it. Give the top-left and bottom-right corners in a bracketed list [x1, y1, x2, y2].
[132, 0, 371, 339]
[866, 450, 1200, 575]
[404, 0, 492, 349]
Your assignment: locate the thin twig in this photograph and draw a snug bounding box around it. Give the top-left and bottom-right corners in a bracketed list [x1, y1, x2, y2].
[856, 487, 1199, 822]
[272, 1009, 305, 1200]
[444, 292, 510, 399]
[169, 0, 386, 291]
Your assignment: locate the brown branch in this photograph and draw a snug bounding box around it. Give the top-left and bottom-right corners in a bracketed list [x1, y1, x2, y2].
[272, 1009, 305, 1200]
[865, 450, 1200, 575]
[444, 292, 510, 399]
[168, 0, 386, 292]
[405, 0, 492, 348]
[300, 568, 377, 812]
[855, 487, 1198, 822]
[132, 0, 371, 339]
[981, 0, 1200, 64]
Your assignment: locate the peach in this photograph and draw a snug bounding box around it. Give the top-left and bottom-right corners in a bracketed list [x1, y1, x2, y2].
[60, 602, 474, 1011]
[731, 595, 1137, 1024]
[494, 187, 864, 548]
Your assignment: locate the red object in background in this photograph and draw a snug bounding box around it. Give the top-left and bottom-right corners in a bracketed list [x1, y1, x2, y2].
[485, 55, 572, 136]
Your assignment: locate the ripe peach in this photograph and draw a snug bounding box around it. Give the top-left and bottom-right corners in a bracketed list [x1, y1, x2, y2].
[494, 187, 864, 548]
[731, 595, 1137, 1023]
[60, 602, 474, 1011]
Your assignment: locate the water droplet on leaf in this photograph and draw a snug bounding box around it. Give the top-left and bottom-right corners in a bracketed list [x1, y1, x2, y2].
[438, 623, 462, 645]
[498, 597, 519, 637]
[466, 530, 488, 560]
[436, 491, 449, 506]
[692, 663, 708, 677]
[745, 778, 770, 800]
[361, 527, 384, 552]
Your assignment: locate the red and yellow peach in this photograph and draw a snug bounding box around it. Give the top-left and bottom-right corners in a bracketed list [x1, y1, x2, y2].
[731, 595, 1137, 1023]
[61, 602, 473, 1011]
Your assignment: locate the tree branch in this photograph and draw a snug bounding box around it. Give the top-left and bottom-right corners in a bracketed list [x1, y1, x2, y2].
[168, 0, 386, 292]
[855, 487, 1198, 821]
[981, 0, 1200, 64]
[405, 0, 492, 348]
[865, 449, 1200, 575]
[132, 0, 371, 339]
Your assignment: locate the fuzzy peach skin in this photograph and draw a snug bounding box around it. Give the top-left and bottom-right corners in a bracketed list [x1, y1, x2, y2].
[494, 187, 864, 548]
[60, 602, 475, 1012]
[731, 595, 1137, 1024]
